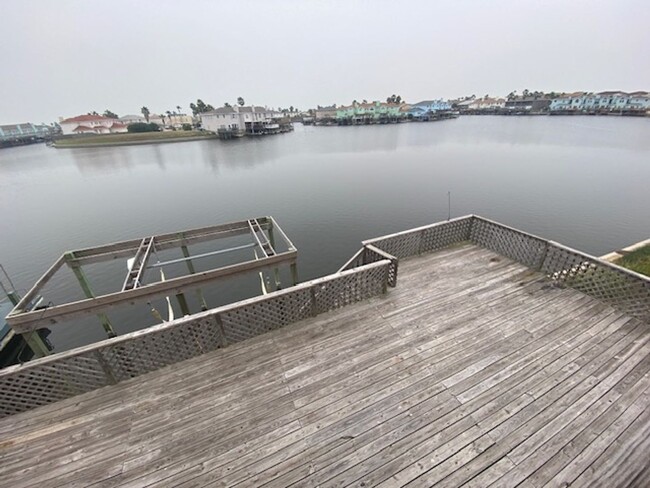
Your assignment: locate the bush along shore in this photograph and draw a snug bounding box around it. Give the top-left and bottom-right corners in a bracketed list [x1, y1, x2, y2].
[52, 130, 217, 148]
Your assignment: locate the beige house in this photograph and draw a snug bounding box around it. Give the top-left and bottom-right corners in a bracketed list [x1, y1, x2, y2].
[468, 97, 506, 110]
[59, 115, 127, 135]
[314, 105, 337, 122]
[150, 113, 194, 128]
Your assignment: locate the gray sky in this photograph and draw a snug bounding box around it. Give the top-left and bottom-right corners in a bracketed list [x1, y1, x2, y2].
[1, 0, 648, 124]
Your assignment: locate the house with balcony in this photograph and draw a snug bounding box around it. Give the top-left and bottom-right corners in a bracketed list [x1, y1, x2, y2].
[335, 101, 403, 125]
[549, 91, 650, 113]
[504, 97, 551, 112]
[407, 99, 453, 120]
[200, 106, 283, 135]
[467, 97, 506, 111]
[314, 105, 337, 124]
[59, 114, 127, 135]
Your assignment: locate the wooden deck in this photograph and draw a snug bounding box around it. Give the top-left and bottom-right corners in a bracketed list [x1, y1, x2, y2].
[1, 244, 649, 487]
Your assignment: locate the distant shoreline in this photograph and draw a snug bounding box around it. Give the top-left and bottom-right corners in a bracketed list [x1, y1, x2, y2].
[52, 131, 217, 148]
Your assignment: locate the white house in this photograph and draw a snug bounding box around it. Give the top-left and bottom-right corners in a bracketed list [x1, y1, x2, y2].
[59, 115, 128, 135]
[549, 91, 650, 112]
[119, 114, 147, 126]
[468, 97, 506, 110]
[200, 106, 280, 133]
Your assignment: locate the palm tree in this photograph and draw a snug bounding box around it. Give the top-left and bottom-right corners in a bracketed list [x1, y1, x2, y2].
[141, 106, 150, 122]
[237, 97, 245, 106]
[176, 105, 182, 115]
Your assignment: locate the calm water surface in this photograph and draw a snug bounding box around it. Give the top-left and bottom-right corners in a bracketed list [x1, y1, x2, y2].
[1, 116, 649, 351]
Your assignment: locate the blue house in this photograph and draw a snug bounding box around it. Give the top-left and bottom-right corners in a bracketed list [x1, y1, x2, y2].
[408, 100, 452, 119]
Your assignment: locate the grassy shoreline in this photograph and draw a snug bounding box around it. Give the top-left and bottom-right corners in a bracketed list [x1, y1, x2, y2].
[614, 245, 650, 277]
[53, 131, 216, 148]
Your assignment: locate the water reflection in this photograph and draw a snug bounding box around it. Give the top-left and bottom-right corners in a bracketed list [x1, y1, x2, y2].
[1, 116, 649, 351]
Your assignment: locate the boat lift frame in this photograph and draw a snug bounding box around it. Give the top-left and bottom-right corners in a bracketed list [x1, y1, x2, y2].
[6, 216, 298, 357]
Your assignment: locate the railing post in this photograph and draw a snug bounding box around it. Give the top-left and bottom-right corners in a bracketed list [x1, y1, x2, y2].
[382, 264, 389, 294]
[468, 215, 476, 243]
[310, 287, 318, 316]
[418, 229, 426, 255]
[536, 241, 550, 272]
[215, 313, 228, 347]
[93, 351, 117, 384]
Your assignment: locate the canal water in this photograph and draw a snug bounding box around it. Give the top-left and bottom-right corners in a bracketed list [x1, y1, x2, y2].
[1, 116, 649, 352]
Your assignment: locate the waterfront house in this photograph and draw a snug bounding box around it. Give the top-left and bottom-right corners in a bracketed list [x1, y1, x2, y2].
[454, 99, 475, 112]
[59, 114, 128, 135]
[505, 97, 551, 112]
[118, 114, 147, 126]
[467, 97, 506, 111]
[549, 91, 650, 112]
[335, 101, 403, 124]
[200, 106, 281, 134]
[0, 123, 53, 143]
[149, 113, 194, 129]
[314, 105, 338, 124]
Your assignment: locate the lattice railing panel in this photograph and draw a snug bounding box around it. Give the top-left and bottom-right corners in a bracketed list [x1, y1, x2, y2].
[470, 217, 548, 269]
[365, 216, 473, 259]
[314, 263, 388, 313]
[419, 218, 473, 254]
[542, 244, 650, 322]
[0, 353, 109, 417]
[220, 288, 313, 344]
[364, 246, 398, 287]
[370, 232, 420, 259]
[100, 316, 224, 380]
[0, 261, 391, 417]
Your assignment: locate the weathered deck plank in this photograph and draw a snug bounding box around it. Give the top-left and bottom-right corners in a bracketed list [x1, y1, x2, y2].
[0, 244, 648, 488]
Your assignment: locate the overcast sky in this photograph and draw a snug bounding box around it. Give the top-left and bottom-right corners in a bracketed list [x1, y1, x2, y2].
[1, 0, 648, 124]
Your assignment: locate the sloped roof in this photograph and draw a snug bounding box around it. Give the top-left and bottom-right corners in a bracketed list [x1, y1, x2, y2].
[61, 114, 109, 124]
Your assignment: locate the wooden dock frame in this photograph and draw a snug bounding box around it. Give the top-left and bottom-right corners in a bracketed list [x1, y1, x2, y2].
[6, 216, 298, 357]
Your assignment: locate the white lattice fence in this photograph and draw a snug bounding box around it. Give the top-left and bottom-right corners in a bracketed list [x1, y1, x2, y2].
[542, 243, 650, 322]
[363, 216, 473, 259]
[220, 289, 313, 344]
[363, 245, 398, 287]
[0, 261, 390, 418]
[470, 217, 548, 270]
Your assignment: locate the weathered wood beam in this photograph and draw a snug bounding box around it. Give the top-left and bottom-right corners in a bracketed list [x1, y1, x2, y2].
[269, 216, 296, 251]
[7, 251, 297, 333]
[11, 255, 66, 314]
[68, 252, 116, 338]
[66, 217, 271, 265]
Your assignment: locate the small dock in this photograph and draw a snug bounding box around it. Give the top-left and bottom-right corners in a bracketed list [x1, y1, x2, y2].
[0, 216, 649, 487]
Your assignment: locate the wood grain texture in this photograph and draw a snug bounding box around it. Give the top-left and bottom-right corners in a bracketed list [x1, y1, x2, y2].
[0, 244, 648, 488]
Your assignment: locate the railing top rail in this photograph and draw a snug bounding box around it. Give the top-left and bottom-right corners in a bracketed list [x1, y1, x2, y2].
[547, 240, 650, 284]
[337, 248, 364, 273]
[364, 243, 397, 261]
[0, 259, 391, 377]
[362, 215, 474, 245]
[472, 215, 549, 244]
